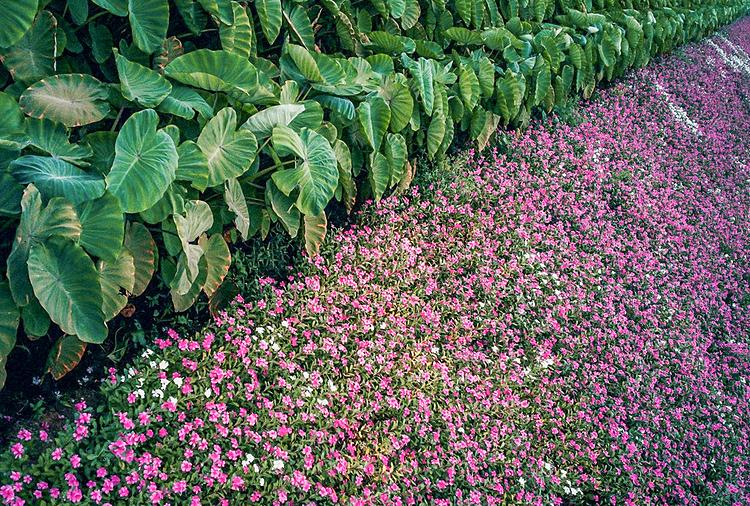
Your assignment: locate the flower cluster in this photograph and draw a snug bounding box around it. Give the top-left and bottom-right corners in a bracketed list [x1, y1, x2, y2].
[2, 18, 750, 506]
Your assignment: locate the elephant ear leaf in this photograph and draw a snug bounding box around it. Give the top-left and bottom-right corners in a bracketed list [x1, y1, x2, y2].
[25, 118, 93, 165]
[106, 109, 178, 213]
[98, 249, 135, 321]
[224, 178, 250, 240]
[165, 49, 261, 95]
[28, 237, 107, 344]
[0, 10, 57, 84]
[256, 0, 282, 44]
[197, 107, 258, 187]
[10, 155, 105, 205]
[271, 126, 338, 216]
[0, 281, 19, 386]
[198, 0, 234, 24]
[19, 74, 111, 128]
[124, 222, 156, 297]
[303, 212, 327, 257]
[199, 234, 231, 297]
[76, 192, 125, 262]
[128, 0, 169, 54]
[357, 96, 391, 153]
[0, 0, 39, 48]
[115, 49, 173, 107]
[46, 335, 87, 381]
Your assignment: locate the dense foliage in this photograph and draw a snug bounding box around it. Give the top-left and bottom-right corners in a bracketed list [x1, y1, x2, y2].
[0, 0, 748, 385]
[2, 20, 750, 503]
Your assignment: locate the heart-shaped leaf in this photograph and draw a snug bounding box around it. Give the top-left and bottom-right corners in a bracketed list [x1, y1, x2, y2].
[76, 192, 124, 262]
[25, 118, 93, 165]
[0, 10, 57, 84]
[176, 141, 209, 191]
[98, 249, 135, 320]
[165, 49, 261, 94]
[106, 109, 178, 213]
[0, 281, 19, 362]
[46, 334, 87, 380]
[19, 74, 111, 127]
[224, 178, 250, 240]
[115, 49, 173, 107]
[266, 179, 300, 237]
[29, 237, 107, 343]
[256, 0, 282, 44]
[198, 107, 258, 187]
[220, 1, 253, 57]
[158, 85, 214, 120]
[240, 104, 305, 138]
[0, 0, 39, 48]
[271, 126, 338, 216]
[124, 222, 156, 297]
[357, 95, 391, 152]
[128, 0, 169, 54]
[303, 212, 326, 257]
[11, 156, 105, 204]
[199, 234, 230, 297]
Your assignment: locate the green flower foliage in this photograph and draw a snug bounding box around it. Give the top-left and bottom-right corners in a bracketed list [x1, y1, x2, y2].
[0, 0, 748, 385]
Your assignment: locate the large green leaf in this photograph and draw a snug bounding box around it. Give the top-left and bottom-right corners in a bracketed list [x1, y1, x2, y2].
[460, 67, 481, 110]
[0, 92, 29, 150]
[0, 172, 23, 216]
[0, 0, 39, 48]
[368, 152, 389, 202]
[256, 0, 282, 44]
[266, 179, 300, 237]
[0, 281, 19, 362]
[21, 296, 49, 338]
[165, 49, 262, 96]
[405, 57, 435, 116]
[171, 256, 207, 311]
[198, 0, 234, 24]
[106, 109, 178, 213]
[28, 237, 107, 343]
[0, 10, 57, 84]
[11, 156, 105, 204]
[358, 96, 391, 153]
[240, 104, 305, 138]
[199, 234, 230, 297]
[197, 107, 258, 187]
[284, 6, 315, 50]
[384, 133, 407, 186]
[6, 186, 81, 307]
[158, 85, 214, 120]
[224, 177, 250, 240]
[19, 74, 111, 127]
[46, 334, 87, 380]
[271, 126, 338, 216]
[98, 249, 135, 320]
[128, 0, 169, 54]
[124, 222, 156, 296]
[115, 49, 172, 107]
[303, 212, 326, 257]
[220, 1, 252, 57]
[76, 192, 124, 262]
[427, 113, 446, 159]
[25, 118, 93, 165]
[176, 141, 209, 191]
[91, 0, 127, 16]
[377, 76, 413, 133]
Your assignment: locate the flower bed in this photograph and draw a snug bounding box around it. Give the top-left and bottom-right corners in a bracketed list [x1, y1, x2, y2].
[2, 18, 750, 506]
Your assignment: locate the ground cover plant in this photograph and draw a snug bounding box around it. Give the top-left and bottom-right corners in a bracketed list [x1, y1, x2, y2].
[2, 17, 749, 504]
[1, 0, 749, 386]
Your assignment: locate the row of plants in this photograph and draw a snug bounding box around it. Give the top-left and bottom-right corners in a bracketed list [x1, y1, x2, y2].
[0, 0, 748, 387]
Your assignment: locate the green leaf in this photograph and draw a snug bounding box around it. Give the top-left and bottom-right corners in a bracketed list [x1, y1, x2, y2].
[0, 171, 23, 216]
[460, 67, 481, 110]
[198, 0, 234, 24]
[171, 256, 206, 311]
[124, 222, 156, 296]
[176, 141, 209, 191]
[91, 0, 127, 16]
[106, 109, 178, 213]
[333, 140, 355, 212]
[368, 152, 389, 202]
[427, 113, 446, 159]
[533, 61, 551, 105]
[0, 10, 57, 84]
[0, 92, 29, 150]
[98, 249, 135, 320]
[388, 0, 406, 18]
[114, 49, 172, 107]
[11, 156, 105, 204]
[271, 126, 338, 216]
[0, 0, 39, 48]
[84, 131, 117, 174]
[165, 49, 262, 95]
[128, 0, 169, 54]
[175, 199, 213, 245]
[476, 111, 500, 150]
[19, 74, 111, 127]
[76, 192, 124, 262]
[406, 57, 434, 116]
[224, 177, 250, 239]
[256, 0, 282, 44]
[68, 0, 89, 25]
[29, 237, 107, 343]
[6, 186, 81, 307]
[25, 118, 93, 165]
[303, 212, 326, 257]
[444, 27, 483, 45]
[315, 95, 355, 122]
[401, 0, 420, 29]
[286, 44, 324, 82]
[0, 281, 19, 361]
[266, 179, 300, 238]
[158, 85, 213, 120]
[384, 133, 407, 186]
[284, 6, 315, 51]
[240, 104, 305, 138]
[377, 77, 413, 133]
[455, 0, 471, 25]
[198, 107, 258, 187]
[199, 234, 230, 297]
[357, 96, 391, 153]
[46, 334, 87, 380]
[220, 1, 253, 58]
[21, 297, 50, 338]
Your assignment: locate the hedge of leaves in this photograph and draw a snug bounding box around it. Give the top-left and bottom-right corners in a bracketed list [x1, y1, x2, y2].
[0, 0, 748, 387]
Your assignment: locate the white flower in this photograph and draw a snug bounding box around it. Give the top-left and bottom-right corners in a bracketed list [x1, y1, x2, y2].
[173, 377, 183, 388]
[135, 389, 145, 399]
[328, 380, 338, 392]
[204, 388, 212, 398]
[259, 477, 265, 486]
[281, 320, 289, 328]
[272, 343, 280, 352]
[167, 396, 177, 405]
[302, 372, 310, 380]
[152, 389, 163, 399]
[160, 378, 170, 389]
[159, 360, 168, 370]
[317, 398, 329, 406]
[272, 459, 284, 471]
[256, 327, 265, 335]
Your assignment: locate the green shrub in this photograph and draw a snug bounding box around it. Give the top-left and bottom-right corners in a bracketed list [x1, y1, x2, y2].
[0, 0, 748, 386]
